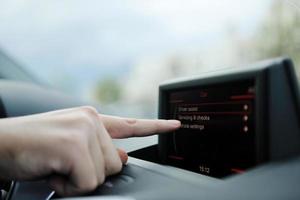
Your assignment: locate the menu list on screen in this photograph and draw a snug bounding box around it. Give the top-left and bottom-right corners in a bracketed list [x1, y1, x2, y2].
[166, 80, 256, 178]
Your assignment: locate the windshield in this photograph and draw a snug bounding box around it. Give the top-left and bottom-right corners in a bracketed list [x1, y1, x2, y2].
[0, 0, 299, 118]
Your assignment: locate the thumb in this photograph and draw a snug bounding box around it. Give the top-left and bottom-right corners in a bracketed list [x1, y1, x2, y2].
[117, 148, 128, 164]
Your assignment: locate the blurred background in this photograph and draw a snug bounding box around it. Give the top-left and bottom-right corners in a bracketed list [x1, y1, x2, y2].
[0, 0, 299, 119]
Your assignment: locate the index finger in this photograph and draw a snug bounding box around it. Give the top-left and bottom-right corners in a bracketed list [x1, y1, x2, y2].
[99, 115, 181, 139]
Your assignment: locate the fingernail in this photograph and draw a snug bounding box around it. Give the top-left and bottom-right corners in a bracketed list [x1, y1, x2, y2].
[167, 120, 181, 127]
[117, 148, 128, 164]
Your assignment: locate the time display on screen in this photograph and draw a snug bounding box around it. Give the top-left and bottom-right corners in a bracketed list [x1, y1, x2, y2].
[166, 80, 256, 178]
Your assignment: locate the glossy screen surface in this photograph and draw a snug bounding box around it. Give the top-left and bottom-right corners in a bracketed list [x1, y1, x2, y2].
[166, 80, 256, 178]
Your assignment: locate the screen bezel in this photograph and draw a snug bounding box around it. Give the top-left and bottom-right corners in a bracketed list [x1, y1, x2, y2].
[158, 69, 269, 172]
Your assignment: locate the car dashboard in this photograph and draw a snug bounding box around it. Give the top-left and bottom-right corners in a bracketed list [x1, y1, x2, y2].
[0, 57, 299, 200]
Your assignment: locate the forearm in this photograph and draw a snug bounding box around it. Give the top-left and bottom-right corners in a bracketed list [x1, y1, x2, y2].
[0, 118, 20, 180]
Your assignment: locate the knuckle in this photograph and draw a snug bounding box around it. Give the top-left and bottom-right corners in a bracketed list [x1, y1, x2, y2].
[78, 106, 98, 118]
[74, 107, 100, 135]
[124, 118, 137, 136]
[114, 159, 123, 173]
[125, 118, 137, 125]
[80, 177, 98, 192]
[48, 157, 63, 172]
[98, 173, 105, 185]
[107, 159, 122, 175]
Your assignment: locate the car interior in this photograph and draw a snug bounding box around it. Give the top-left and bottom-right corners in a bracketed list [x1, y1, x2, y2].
[0, 1, 300, 199]
[0, 57, 299, 200]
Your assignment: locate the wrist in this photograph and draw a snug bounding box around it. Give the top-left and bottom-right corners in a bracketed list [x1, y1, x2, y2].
[0, 117, 32, 180]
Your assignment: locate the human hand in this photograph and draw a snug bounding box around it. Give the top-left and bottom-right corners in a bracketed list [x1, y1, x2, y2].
[0, 106, 180, 196]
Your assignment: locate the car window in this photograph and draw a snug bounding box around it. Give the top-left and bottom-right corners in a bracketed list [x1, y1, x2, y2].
[0, 0, 299, 118]
[0, 50, 39, 83]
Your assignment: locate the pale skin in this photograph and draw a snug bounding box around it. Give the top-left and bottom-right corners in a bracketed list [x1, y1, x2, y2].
[0, 106, 181, 196]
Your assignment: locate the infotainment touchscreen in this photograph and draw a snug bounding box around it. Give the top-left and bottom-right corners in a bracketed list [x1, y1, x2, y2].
[158, 58, 300, 179]
[166, 80, 256, 177]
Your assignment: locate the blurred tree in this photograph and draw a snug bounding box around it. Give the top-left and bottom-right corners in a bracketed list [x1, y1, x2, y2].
[242, 0, 300, 75]
[94, 78, 121, 104]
